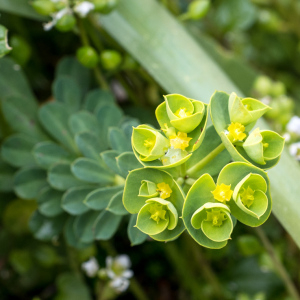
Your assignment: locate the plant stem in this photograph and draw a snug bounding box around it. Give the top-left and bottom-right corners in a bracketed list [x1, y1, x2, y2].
[183, 233, 224, 300]
[130, 278, 149, 300]
[77, 18, 109, 90]
[164, 242, 204, 299]
[254, 227, 300, 300]
[186, 143, 226, 177]
[180, 162, 186, 177]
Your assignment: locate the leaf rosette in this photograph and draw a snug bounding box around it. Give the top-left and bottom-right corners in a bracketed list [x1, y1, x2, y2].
[123, 168, 185, 241]
[210, 91, 284, 169]
[132, 94, 208, 169]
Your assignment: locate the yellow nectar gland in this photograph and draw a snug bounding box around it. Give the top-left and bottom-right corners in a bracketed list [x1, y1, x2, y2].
[148, 203, 167, 224]
[240, 186, 255, 208]
[169, 132, 192, 150]
[227, 122, 247, 142]
[144, 137, 155, 150]
[212, 183, 233, 203]
[157, 182, 172, 199]
[175, 107, 192, 118]
[206, 209, 227, 227]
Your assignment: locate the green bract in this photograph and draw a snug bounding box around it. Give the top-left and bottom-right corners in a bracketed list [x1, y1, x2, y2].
[228, 92, 271, 127]
[243, 129, 285, 165]
[210, 91, 284, 169]
[132, 94, 208, 169]
[123, 168, 185, 241]
[132, 125, 169, 161]
[217, 162, 272, 227]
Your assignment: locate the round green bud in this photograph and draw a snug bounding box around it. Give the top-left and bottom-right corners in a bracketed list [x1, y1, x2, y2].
[31, 0, 56, 16]
[253, 75, 272, 96]
[92, 0, 107, 12]
[76, 46, 98, 68]
[9, 35, 32, 66]
[55, 14, 76, 32]
[271, 81, 286, 97]
[54, 1, 67, 11]
[92, 0, 118, 13]
[187, 0, 210, 20]
[100, 50, 122, 70]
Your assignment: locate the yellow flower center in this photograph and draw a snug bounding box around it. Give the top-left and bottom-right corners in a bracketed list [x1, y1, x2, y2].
[148, 203, 167, 224]
[240, 186, 255, 208]
[175, 107, 192, 118]
[169, 132, 192, 150]
[144, 138, 155, 149]
[212, 183, 233, 203]
[206, 209, 227, 227]
[227, 122, 247, 142]
[156, 182, 172, 199]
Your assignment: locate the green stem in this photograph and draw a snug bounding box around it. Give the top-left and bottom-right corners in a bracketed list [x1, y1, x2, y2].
[186, 143, 226, 177]
[254, 227, 300, 300]
[129, 278, 149, 300]
[77, 18, 109, 90]
[164, 242, 204, 299]
[185, 178, 196, 186]
[183, 233, 224, 300]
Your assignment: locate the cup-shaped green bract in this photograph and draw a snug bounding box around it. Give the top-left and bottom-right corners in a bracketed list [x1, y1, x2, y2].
[182, 173, 231, 249]
[232, 173, 268, 219]
[138, 180, 158, 198]
[132, 125, 169, 161]
[243, 128, 285, 165]
[136, 198, 178, 235]
[191, 202, 233, 243]
[123, 168, 185, 241]
[132, 125, 193, 170]
[163, 94, 204, 133]
[217, 162, 272, 226]
[155, 94, 208, 152]
[210, 91, 283, 170]
[228, 92, 271, 127]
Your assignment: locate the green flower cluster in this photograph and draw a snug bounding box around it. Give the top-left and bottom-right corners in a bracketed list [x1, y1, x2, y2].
[123, 91, 284, 248]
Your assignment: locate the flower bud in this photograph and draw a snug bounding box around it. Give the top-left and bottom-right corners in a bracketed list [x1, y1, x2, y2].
[9, 35, 32, 66]
[55, 14, 76, 32]
[187, 0, 210, 20]
[31, 0, 56, 16]
[243, 128, 285, 165]
[93, 0, 118, 13]
[0, 25, 11, 58]
[253, 75, 272, 96]
[100, 50, 122, 70]
[76, 46, 98, 68]
[132, 125, 169, 161]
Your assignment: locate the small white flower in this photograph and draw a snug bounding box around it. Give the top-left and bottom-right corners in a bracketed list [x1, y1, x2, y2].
[289, 142, 300, 160]
[287, 116, 300, 136]
[81, 257, 100, 277]
[104, 255, 133, 293]
[43, 7, 71, 31]
[74, 1, 95, 18]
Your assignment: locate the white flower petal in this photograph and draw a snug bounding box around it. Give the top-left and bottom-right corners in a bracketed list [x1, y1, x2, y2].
[289, 143, 300, 160]
[74, 1, 95, 17]
[106, 269, 116, 279]
[122, 270, 134, 278]
[287, 116, 300, 135]
[110, 278, 130, 293]
[81, 257, 99, 277]
[115, 255, 131, 269]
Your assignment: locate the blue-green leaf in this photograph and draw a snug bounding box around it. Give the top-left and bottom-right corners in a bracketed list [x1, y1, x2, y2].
[127, 214, 147, 246]
[37, 187, 64, 217]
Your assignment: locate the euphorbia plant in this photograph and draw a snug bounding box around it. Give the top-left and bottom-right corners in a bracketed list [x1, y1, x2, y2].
[123, 91, 284, 248]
